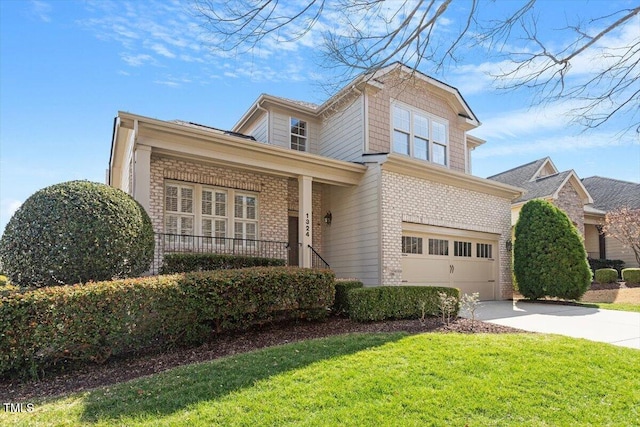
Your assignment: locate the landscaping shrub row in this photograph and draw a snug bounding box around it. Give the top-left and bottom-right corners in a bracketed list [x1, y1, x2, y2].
[332, 279, 364, 315]
[623, 268, 640, 285]
[594, 268, 640, 284]
[594, 268, 619, 284]
[347, 286, 460, 322]
[588, 258, 625, 275]
[160, 253, 285, 274]
[0, 267, 334, 378]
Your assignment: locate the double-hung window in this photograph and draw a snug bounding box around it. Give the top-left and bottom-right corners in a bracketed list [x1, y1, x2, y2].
[392, 103, 448, 166]
[165, 184, 194, 240]
[164, 182, 259, 248]
[202, 188, 227, 244]
[290, 117, 307, 151]
[234, 194, 258, 242]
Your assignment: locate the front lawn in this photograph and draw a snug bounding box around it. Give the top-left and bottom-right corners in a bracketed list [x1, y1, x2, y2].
[579, 302, 640, 313]
[2, 333, 638, 426]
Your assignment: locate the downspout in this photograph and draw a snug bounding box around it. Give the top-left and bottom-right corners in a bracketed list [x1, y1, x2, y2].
[255, 100, 269, 143]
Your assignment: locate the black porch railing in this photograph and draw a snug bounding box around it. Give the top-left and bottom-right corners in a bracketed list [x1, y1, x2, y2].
[152, 233, 289, 273]
[309, 245, 330, 269]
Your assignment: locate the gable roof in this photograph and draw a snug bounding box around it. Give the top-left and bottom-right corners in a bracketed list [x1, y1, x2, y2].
[233, 62, 479, 132]
[582, 176, 640, 211]
[488, 157, 592, 204]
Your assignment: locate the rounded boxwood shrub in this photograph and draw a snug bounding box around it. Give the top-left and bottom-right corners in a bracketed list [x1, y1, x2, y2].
[594, 268, 618, 284]
[0, 181, 154, 287]
[514, 199, 592, 300]
[622, 268, 640, 285]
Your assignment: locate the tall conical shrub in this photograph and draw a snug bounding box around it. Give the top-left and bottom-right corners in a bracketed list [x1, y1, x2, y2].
[514, 199, 591, 300]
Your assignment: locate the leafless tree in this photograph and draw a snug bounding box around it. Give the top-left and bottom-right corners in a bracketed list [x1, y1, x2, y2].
[603, 207, 640, 267]
[190, 0, 640, 133]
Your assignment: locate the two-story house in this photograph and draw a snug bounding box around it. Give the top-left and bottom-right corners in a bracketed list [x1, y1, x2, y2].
[108, 63, 522, 300]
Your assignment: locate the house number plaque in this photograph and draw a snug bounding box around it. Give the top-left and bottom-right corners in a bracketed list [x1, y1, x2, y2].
[305, 213, 310, 237]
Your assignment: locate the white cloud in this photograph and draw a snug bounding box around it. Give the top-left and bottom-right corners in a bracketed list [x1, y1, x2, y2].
[121, 53, 155, 67]
[30, 0, 52, 23]
[474, 131, 637, 159]
[1, 199, 23, 229]
[149, 43, 175, 58]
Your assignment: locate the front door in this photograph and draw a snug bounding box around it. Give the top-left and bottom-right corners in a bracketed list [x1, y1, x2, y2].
[288, 216, 299, 266]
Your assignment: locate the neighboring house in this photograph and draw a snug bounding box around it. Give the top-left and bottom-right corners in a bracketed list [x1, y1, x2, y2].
[489, 157, 640, 268]
[108, 63, 522, 300]
[488, 157, 593, 236]
[582, 176, 640, 267]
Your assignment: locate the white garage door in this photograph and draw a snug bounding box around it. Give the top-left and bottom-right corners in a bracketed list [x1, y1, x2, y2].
[401, 226, 498, 300]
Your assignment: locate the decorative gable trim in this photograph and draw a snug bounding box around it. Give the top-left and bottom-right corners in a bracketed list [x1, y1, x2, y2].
[551, 170, 593, 204]
[529, 157, 559, 181]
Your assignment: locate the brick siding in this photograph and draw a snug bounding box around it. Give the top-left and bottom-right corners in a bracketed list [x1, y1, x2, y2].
[381, 170, 514, 299]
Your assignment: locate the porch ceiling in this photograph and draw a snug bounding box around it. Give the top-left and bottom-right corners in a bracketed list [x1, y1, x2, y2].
[116, 112, 366, 187]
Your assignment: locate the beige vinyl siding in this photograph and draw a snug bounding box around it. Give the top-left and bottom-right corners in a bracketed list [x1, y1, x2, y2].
[323, 163, 381, 285]
[319, 96, 364, 162]
[270, 109, 320, 154]
[607, 237, 639, 268]
[584, 224, 601, 258]
[247, 112, 268, 143]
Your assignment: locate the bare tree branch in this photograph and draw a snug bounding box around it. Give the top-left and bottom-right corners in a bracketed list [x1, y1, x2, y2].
[188, 0, 640, 133]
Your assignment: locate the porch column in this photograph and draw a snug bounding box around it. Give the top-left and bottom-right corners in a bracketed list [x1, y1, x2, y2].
[133, 144, 152, 213]
[298, 175, 313, 268]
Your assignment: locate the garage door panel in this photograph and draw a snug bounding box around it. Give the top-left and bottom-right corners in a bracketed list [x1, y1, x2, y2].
[401, 228, 498, 300]
[402, 257, 449, 285]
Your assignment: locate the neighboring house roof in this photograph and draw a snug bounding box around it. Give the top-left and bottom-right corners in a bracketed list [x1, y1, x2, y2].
[582, 176, 640, 211]
[488, 157, 592, 204]
[487, 158, 550, 186]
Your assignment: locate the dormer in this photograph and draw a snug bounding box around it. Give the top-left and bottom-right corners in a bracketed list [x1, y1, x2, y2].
[233, 94, 322, 155]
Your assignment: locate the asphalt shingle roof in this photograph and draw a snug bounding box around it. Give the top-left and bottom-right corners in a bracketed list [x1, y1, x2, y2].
[487, 158, 548, 186]
[582, 176, 640, 211]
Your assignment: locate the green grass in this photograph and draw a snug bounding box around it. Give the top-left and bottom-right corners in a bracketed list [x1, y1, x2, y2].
[3, 333, 639, 426]
[579, 302, 640, 313]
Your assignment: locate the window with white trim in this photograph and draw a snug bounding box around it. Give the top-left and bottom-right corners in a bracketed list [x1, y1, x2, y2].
[165, 184, 194, 238]
[164, 182, 258, 245]
[234, 194, 258, 242]
[477, 243, 493, 259]
[428, 238, 449, 256]
[290, 117, 307, 151]
[392, 103, 449, 166]
[202, 188, 227, 243]
[402, 236, 423, 254]
[454, 241, 472, 257]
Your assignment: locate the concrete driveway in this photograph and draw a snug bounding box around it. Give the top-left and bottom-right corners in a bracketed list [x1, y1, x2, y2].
[460, 301, 640, 349]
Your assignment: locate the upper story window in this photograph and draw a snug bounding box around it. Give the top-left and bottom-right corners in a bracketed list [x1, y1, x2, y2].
[392, 104, 448, 166]
[290, 117, 307, 151]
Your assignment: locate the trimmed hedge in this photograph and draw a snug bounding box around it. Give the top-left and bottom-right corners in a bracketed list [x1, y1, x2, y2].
[622, 268, 640, 285]
[594, 268, 619, 284]
[347, 286, 460, 322]
[160, 253, 286, 274]
[332, 280, 364, 315]
[588, 258, 625, 275]
[0, 267, 334, 378]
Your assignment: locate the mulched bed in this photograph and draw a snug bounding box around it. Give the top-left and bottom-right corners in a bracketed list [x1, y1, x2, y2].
[1, 316, 522, 401]
[589, 281, 640, 290]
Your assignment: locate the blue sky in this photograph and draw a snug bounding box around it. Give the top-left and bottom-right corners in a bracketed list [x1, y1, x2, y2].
[1, 0, 639, 233]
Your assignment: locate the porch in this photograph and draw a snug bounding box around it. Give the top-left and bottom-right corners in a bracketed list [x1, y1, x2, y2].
[151, 233, 330, 273]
